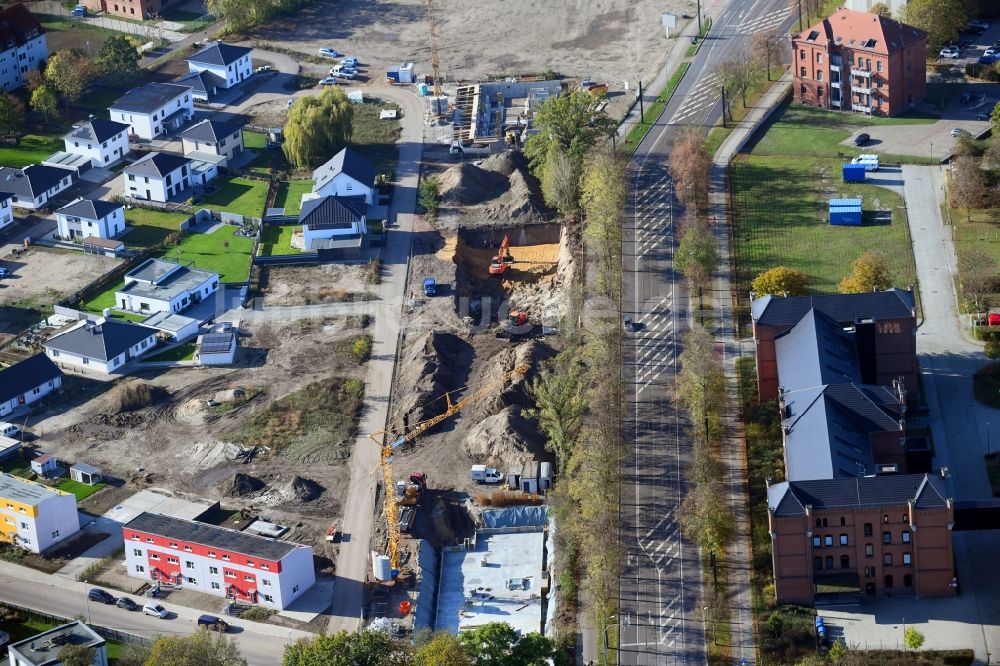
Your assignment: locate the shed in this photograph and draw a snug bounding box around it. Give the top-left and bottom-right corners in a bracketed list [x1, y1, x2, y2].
[829, 197, 862, 226]
[70, 462, 103, 485]
[386, 62, 414, 84]
[30, 453, 58, 477]
[842, 163, 866, 183]
[81, 236, 125, 257]
[520, 460, 540, 494]
[0, 435, 21, 463]
[197, 332, 236, 365]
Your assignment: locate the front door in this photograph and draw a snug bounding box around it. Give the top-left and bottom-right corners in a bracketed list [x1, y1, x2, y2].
[884, 575, 893, 590]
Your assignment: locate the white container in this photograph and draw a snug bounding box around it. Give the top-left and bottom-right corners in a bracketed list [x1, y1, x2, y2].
[372, 552, 392, 581]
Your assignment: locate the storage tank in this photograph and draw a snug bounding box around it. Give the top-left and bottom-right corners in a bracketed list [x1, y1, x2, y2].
[372, 552, 392, 581]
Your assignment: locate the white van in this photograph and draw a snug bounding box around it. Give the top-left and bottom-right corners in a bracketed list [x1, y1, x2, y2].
[0, 422, 20, 438]
[851, 154, 880, 171]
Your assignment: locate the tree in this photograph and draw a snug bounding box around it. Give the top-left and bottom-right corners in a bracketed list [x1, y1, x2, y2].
[957, 247, 997, 314]
[98, 34, 141, 82]
[838, 251, 892, 294]
[991, 101, 1000, 135]
[985, 339, 1000, 359]
[207, 0, 260, 34]
[870, 2, 892, 17]
[539, 141, 580, 217]
[523, 89, 616, 173]
[902, 0, 967, 49]
[751, 28, 782, 80]
[752, 266, 809, 296]
[459, 622, 555, 666]
[903, 626, 925, 650]
[147, 629, 247, 666]
[982, 134, 1000, 171]
[0, 92, 24, 135]
[580, 150, 627, 302]
[678, 480, 735, 555]
[418, 175, 440, 218]
[669, 129, 711, 212]
[30, 85, 58, 121]
[59, 644, 95, 666]
[115, 643, 152, 666]
[675, 224, 719, 304]
[528, 352, 587, 473]
[282, 86, 353, 168]
[950, 155, 989, 215]
[828, 639, 849, 661]
[677, 325, 727, 436]
[414, 632, 473, 666]
[24, 68, 44, 93]
[45, 50, 99, 104]
[284, 630, 410, 666]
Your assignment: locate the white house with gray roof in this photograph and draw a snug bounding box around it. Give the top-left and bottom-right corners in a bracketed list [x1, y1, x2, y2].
[123, 152, 192, 202]
[180, 118, 245, 167]
[109, 82, 193, 140]
[0, 192, 12, 230]
[299, 195, 367, 251]
[55, 199, 125, 240]
[0, 164, 74, 210]
[44, 319, 159, 374]
[116, 258, 219, 315]
[186, 42, 253, 90]
[311, 147, 376, 204]
[63, 118, 131, 167]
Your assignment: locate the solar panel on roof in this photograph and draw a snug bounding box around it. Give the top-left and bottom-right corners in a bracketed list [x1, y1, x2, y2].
[201, 333, 233, 354]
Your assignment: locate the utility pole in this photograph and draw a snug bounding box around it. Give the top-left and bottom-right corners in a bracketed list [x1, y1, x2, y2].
[721, 85, 727, 128]
[638, 80, 645, 123]
[696, 0, 702, 35]
[797, 0, 803, 32]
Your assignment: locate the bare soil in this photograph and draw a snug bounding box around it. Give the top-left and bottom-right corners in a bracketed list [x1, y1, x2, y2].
[260, 264, 373, 307]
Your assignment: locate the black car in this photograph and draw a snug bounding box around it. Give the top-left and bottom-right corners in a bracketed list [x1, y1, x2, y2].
[623, 317, 635, 333]
[88, 588, 116, 605]
[116, 597, 139, 611]
[853, 133, 870, 147]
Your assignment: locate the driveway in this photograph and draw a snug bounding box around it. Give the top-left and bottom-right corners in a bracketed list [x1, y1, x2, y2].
[842, 101, 993, 161]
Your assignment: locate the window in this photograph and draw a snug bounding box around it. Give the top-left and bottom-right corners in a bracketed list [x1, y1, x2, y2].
[883, 532, 891, 544]
[840, 534, 848, 546]
[902, 531, 911, 544]
[246, 560, 255, 567]
[188, 577, 197, 585]
[876, 60, 883, 72]
[167, 557, 178, 564]
[133, 548, 144, 556]
[261, 564, 269, 570]
[222, 555, 230, 561]
[150, 554, 160, 560]
[840, 516, 846, 526]
[816, 53, 823, 63]
[903, 553, 911, 566]
[185, 561, 194, 569]
[225, 571, 236, 578]
[901, 514, 907, 524]
[825, 556, 834, 569]
[865, 544, 874, 557]
[864, 566, 873, 577]
[135, 565, 145, 573]
[20, 522, 27, 529]
[243, 575, 254, 582]
[262, 594, 273, 602]
[883, 514, 889, 524]
[211, 582, 221, 590]
[184, 545, 192, 552]
[812, 536, 821, 548]
[169, 542, 178, 548]
[884, 553, 892, 566]
[840, 555, 850, 569]
[800, 83, 807, 94]
[817, 71, 823, 81]
[800, 66, 807, 77]
[208, 551, 217, 557]
[799, 49, 806, 60]
[292, 585, 300, 594]
[824, 535, 833, 547]
[209, 566, 219, 575]
[261, 579, 271, 587]
[128, 174, 135, 182]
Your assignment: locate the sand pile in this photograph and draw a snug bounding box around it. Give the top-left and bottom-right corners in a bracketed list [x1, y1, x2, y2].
[480, 149, 529, 176]
[474, 340, 555, 419]
[287, 475, 324, 501]
[481, 168, 547, 223]
[464, 405, 547, 467]
[393, 331, 475, 428]
[225, 473, 265, 497]
[106, 381, 169, 413]
[438, 162, 507, 205]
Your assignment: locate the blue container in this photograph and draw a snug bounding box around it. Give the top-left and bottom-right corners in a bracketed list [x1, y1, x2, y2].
[843, 163, 866, 182]
[829, 198, 863, 226]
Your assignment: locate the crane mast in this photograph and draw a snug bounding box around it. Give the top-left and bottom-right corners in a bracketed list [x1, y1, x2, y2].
[426, 0, 443, 97]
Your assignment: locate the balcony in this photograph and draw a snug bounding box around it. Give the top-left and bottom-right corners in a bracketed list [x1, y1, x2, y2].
[851, 68, 873, 78]
[852, 103, 871, 113]
[831, 80, 841, 88]
[852, 82, 872, 94]
[830, 63, 841, 72]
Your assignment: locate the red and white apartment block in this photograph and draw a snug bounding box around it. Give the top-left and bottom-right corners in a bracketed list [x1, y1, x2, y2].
[123, 512, 315, 610]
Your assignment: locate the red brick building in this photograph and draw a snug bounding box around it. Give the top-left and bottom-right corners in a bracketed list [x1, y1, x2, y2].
[80, 0, 182, 20]
[792, 8, 927, 117]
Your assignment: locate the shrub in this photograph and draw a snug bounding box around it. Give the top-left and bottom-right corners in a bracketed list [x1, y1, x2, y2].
[240, 606, 273, 622]
[418, 175, 440, 218]
[349, 335, 372, 363]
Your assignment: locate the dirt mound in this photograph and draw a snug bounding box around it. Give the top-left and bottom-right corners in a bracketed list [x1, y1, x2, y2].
[474, 340, 556, 419]
[480, 149, 529, 176]
[106, 381, 169, 413]
[481, 167, 547, 223]
[225, 473, 266, 497]
[393, 331, 475, 429]
[438, 162, 507, 206]
[464, 405, 547, 467]
[288, 475, 324, 501]
[215, 388, 246, 403]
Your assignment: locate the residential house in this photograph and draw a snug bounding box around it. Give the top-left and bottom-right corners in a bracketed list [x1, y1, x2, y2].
[63, 118, 131, 168]
[7, 621, 108, 666]
[0, 4, 47, 93]
[174, 69, 224, 102]
[69, 462, 103, 485]
[180, 118, 245, 167]
[792, 8, 927, 117]
[767, 473, 955, 604]
[0, 192, 12, 230]
[298, 195, 367, 252]
[30, 453, 57, 478]
[142, 311, 200, 341]
[0, 353, 62, 418]
[186, 42, 252, 90]
[197, 332, 236, 365]
[44, 319, 159, 374]
[116, 258, 219, 315]
[109, 82, 193, 140]
[123, 511, 316, 610]
[311, 147, 376, 204]
[0, 165, 75, 210]
[55, 198, 125, 240]
[0, 472, 79, 553]
[123, 152, 191, 202]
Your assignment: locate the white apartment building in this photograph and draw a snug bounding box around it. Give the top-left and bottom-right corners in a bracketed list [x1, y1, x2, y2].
[123, 152, 191, 202]
[55, 198, 125, 240]
[0, 472, 80, 554]
[0, 4, 47, 93]
[109, 82, 193, 140]
[63, 118, 131, 168]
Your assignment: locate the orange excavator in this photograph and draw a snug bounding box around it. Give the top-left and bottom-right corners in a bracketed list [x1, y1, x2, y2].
[488, 234, 514, 276]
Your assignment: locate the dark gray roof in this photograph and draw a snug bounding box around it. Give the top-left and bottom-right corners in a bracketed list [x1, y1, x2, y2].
[64, 119, 130, 144]
[0, 4, 43, 48]
[125, 512, 299, 561]
[0, 165, 72, 199]
[767, 474, 949, 517]
[120, 261, 216, 302]
[0, 354, 61, 404]
[179, 118, 243, 144]
[751, 289, 916, 327]
[7, 621, 104, 666]
[127, 257, 182, 284]
[300, 195, 367, 229]
[200, 333, 234, 354]
[312, 147, 376, 191]
[188, 42, 252, 67]
[56, 198, 123, 221]
[174, 70, 225, 97]
[111, 82, 192, 114]
[44, 320, 157, 362]
[775, 308, 860, 391]
[70, 462, 101, 474]
[124, 152, 190, 179]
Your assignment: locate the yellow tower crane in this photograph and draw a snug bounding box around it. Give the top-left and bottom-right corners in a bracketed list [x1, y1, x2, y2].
[369, 364, 530, 573]
[426, 0, 442, 97]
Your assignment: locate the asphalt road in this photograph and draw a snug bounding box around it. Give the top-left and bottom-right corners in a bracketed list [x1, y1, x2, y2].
[620, 1, 795, 663]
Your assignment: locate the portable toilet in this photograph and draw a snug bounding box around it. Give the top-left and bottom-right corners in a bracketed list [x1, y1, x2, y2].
[418, 83, 429, 96]
[386, 66, 401, 83]
[842, 163, 866, 183]
[539, 462, 552, 492]
[521, 461, 540, 494]
[829, 197, 862, 226]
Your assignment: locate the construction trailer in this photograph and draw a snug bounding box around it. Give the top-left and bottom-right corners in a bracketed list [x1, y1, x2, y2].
[829, 197, 863, 226]
[842, 163, 866, 182]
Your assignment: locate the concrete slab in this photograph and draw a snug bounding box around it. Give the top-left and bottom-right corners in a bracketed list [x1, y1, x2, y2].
[277, 580, 335, 622]
[80, 166, 114, 184]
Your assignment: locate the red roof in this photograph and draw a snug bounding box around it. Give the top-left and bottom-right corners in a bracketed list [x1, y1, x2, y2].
[0, 3, 43, 48]
[33, 453, 55, 464]
[794, 8, 926, 55]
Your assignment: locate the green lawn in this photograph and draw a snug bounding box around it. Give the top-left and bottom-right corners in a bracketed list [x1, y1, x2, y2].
[350, 99, 402, 178]
[199, 177, 269, 218]
[951, 205, 1000, 308]
[144, 341, 197, 362]
[0, 134, 65, 169]
[55, 478, 107, 501]
[274, 180, 312, 215]
[108, 311, 148, 323]
[79, 281, 123, 313]
[158, 225, 253, 282]
[259, 224, 302, 256]
[121, 208, 190, 248]
[242, 130, 267, 150]
[750, 103, 939, 160]
[730, 153, 917, 305]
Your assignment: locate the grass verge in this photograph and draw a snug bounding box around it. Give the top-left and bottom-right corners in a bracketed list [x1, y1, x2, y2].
[685, 18, 713, 58]
[950, 205, 1000, 310]
[624, 63, 690, 152]
[274, 179, 312, 215]
[0, 134, 65, 169]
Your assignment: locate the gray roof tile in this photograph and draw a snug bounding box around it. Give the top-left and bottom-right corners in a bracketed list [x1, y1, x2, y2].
[56, 198, 123, 221]
[44, 320, 157, 362]
[312, 147, 375, 192]
[124, 152, 190, 179]
[300, 195, 366, 229]
[751, 289, 915, 327]
[0, 165, 73, 199]
[179, 118, 243, 144]
[125, 512, 300, 561]
[64, 119, 130, 144]
[0, 354, 61, 404]
[111, 83, 192, 114]
[768, 474, 949, 516]
[188, 42, 252, 67]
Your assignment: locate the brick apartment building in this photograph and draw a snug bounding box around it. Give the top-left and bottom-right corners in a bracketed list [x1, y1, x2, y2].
[123, 512, 315, 610]
[80, 0, 182, 20]
[792, 8, 927, 117]
[767, 474, 955, 603]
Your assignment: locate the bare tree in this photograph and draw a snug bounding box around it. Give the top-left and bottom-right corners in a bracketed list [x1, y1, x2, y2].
[950, 155, 989, 217]
[957, 248, 997, 315]
[751, 28, 783, 80]
[669, 128, 711, 213]
[715, 59, 742, 123]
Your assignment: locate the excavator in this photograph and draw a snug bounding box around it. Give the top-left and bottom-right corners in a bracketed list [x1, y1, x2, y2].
[488, 234, 514, 276]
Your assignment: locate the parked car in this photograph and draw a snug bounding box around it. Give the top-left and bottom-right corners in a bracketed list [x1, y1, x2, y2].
[330, 66, 357, 79]
[318, 77, 339, 86]
[341, 56, 359, 68]
[952, 127, 971, 138]
[0, 423, 20, 438]
[969, 20, 990, 31]
[960, 92, 975, 104]
[623, 317, 635, 333]
[116, 597, 139, 611]
[0, 267, 8, 278]
[853, 132, 870, 146]
[142, 603, 169, 619]
[88, 589, 116, 605]
[985, 47, 998, 57]
[318, 47, 342, 58]
[939, 46, 960, 59]
[977, 54, 995, 65]
[197, 615, 230, 633]
[254, 65, 273, 73]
